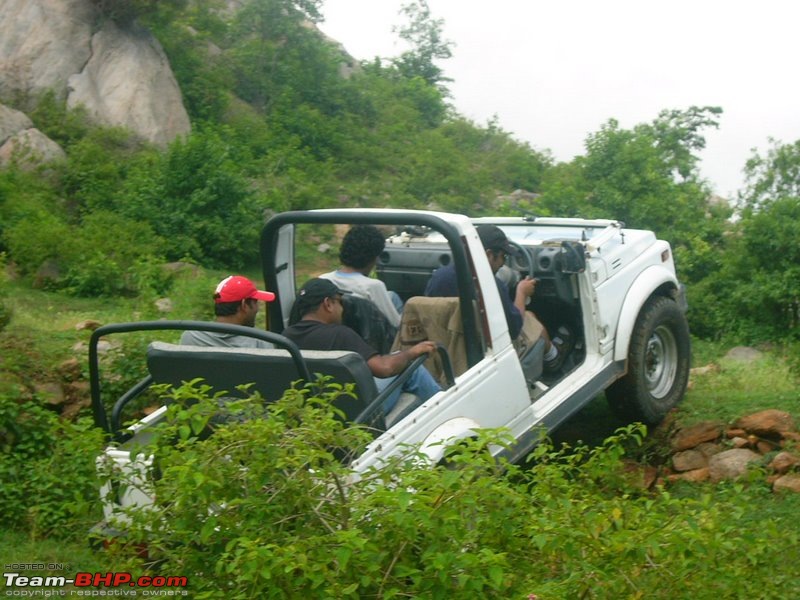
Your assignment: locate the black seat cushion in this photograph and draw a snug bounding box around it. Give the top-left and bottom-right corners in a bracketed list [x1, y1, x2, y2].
[146, 342, 381, 426]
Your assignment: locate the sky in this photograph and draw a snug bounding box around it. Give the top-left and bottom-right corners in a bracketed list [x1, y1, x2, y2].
[319, 0, 800, 199]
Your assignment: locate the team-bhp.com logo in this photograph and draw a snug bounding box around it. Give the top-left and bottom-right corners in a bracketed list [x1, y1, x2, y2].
[3, 572, 188, 596]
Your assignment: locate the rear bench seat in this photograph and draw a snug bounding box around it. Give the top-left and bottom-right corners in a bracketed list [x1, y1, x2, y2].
[146, 342, 385, 430]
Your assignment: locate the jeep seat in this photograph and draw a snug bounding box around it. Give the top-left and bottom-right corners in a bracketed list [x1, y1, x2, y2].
[146, 342, 384, 429]
[392, 296, 468, 384]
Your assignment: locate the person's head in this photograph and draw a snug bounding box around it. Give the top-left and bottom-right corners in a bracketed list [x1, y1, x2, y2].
[213, 275, 275, 326]
[476, 224, 517, 274]
[339, 225, 386, 271]
[293, 278, 347, 323]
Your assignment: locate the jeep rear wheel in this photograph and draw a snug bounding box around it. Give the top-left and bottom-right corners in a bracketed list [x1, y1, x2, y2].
[606, 295, 690, 425]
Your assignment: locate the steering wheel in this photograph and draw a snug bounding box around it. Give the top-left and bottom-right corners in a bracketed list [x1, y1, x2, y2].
[506, 240, 534, 278]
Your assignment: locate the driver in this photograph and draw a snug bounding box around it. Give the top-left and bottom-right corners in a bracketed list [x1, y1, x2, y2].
[283, 278, 441, 419]
[425, 224, 569, 372]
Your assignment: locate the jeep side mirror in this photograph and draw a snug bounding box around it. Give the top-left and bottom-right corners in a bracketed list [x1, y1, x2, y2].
[560, 241, 586, 273]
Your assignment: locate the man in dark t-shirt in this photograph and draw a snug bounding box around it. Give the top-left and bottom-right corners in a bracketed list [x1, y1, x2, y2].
[283, 278, 440, 417]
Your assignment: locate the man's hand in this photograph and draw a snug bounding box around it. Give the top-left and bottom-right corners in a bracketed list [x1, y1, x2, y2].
[516, 276, 537, 299]
[410, 340, 438, 358]
[370, 340, 437, 378]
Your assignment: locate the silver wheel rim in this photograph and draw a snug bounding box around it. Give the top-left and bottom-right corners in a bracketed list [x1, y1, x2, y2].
[645, 325, 678, 398]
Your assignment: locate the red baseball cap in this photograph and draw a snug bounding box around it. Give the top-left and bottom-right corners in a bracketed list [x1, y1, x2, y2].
[214, 275, 276, 303]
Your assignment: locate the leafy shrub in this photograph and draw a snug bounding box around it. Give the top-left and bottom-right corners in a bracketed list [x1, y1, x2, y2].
[104, 384, 800, 598]
[3, 210, 71, 278]
[60, 211, 168, 297]
[0, 393, 105, 535]
[117, 128, 262, 268]
[28, 90, 92, 147]
[0, 252, 11, 332]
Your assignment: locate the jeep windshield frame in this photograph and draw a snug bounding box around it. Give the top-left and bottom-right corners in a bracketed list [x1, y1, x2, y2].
[260, 210, 485, 368]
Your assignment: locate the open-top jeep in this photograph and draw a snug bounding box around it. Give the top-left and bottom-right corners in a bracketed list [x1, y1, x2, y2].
[91, 208, 690, 521]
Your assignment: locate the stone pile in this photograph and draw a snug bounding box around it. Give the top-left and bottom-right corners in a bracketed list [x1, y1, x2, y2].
[661, 409, 800, 493]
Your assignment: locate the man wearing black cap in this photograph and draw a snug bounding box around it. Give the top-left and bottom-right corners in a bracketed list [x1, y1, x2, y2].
[180, 275, 277, 349]
[283, 278, 441, 416]
[425, 224, 568, 371]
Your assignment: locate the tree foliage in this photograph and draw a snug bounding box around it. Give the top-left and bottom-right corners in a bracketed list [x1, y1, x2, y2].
[691, 139, 800, 341]
[89, 0, 188, 26]
[539, 106, 730, 284]
[392, 0, 454, 92]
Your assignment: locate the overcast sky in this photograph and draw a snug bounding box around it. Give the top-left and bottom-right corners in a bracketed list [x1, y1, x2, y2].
[319, 0, 800, 199]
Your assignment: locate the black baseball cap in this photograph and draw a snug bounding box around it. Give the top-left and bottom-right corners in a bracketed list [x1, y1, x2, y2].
[476, 224, 519, 256]
[295, 278, 349, 312]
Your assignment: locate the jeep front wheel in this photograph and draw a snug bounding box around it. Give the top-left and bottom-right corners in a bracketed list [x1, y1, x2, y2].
[606, 295, 690, 425]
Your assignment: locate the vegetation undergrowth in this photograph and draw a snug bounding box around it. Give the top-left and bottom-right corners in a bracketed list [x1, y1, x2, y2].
[92, 384, 799, 599]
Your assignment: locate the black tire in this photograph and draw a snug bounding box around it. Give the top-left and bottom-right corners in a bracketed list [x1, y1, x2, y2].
[606, 295, 690, 425]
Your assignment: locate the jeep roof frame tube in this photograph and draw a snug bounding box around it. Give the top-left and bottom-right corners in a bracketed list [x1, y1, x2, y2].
[261, 210, 484, 368]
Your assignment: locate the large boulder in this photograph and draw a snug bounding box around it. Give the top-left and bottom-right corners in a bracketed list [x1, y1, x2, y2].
[0, 127, 66, 168]
[67, 21, 191, 146]
[0, 0, 190, 147]
[0, 103, 33, 144]
[0, 0, 95, 102]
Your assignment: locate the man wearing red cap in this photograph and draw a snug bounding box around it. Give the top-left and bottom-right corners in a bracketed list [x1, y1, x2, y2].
[180, 275, 276, 348]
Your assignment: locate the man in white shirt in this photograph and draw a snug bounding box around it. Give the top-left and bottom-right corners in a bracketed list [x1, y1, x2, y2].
[320, 225, 402, 327]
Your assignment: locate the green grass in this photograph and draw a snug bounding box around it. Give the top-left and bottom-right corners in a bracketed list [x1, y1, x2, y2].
[679, 338, 800, 426]
[0, 529, 107, 576]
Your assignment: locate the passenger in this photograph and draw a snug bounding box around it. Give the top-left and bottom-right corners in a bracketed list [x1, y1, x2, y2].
[320, 225, 402, 327]
[425, 224, 570, 372]
[180, 275, 276, 349]
[283, 278, 440, 418]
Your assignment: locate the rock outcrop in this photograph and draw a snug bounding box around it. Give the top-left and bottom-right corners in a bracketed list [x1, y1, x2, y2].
[0, 0, 95, 101]
[0, 103, 65, 168]
[67, 21, 191, 146]
[0, 0, 190, 147]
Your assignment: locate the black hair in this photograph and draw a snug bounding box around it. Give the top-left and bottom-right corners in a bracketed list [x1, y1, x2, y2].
[214, 298, 256, 317]
[339, 225, 385, 269]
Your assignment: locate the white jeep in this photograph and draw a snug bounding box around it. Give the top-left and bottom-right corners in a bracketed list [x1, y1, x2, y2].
[90, 208, 690, 521]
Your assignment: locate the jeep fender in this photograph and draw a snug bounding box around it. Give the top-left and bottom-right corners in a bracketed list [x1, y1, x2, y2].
[420, 417, 482, 464]
[613, 265, 678, 362]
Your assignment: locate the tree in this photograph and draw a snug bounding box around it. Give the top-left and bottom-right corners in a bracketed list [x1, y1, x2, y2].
[692, 138, 800, 341]
[739, 138, 800, 212]
[89, 0, 188, 26]
[538, 107, 729, 283]
[392, 0, 453, 92]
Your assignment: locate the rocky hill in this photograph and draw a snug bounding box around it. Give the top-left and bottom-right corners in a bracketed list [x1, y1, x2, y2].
[0, 0, 191, 164]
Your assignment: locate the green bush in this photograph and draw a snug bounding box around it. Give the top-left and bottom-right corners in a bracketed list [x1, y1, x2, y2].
[0, 393, 105, 536]
[0, 252, 11, 332]
[61, 211, 168, 297]
[117, 128, 262, 267]
[103, 384, 800, 599]
[3, 210, 71, 279]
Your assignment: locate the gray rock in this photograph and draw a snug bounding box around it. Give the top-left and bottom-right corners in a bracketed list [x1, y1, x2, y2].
[0, 103, 33, 145]
[708, 448, 761, 482]
[67, 21, 191, 147]
[724, 346, 763, 362]
[0, 0, 95, 101]
[0, 128, 66, 168]
[155, 298, 173, 313]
